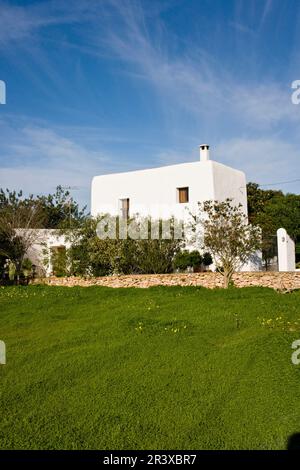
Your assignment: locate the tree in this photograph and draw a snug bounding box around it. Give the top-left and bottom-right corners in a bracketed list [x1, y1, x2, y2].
[0, 186, 87, 229]
[247, 183, 300, 269]
[0, 202, 44, 283]
[190, 199, 261, 288]
[35, 186, 86, 229]
[247, 183, 282, 223]
[0, 187, 87, 281]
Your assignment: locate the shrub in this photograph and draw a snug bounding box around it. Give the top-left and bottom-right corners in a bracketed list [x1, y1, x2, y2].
[22, 258, 33, 278]
[66, 215, 182, 276]
[134, 238, 179, 274]
[173, 250, 212, 272]
[8, 261, 16, 281]
[202, 252, 213, 267]
[189, 250, 203, 268]
[51, 247, 68, 277]
[173, 250, 193, 271]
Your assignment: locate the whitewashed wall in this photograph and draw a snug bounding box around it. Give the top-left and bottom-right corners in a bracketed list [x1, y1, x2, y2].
[23, 229, 71, 276]
[277, 228, 296, 272]
[91, 159, 247, 220]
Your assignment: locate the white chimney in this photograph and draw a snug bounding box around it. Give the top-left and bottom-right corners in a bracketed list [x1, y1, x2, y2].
[199, 144, 210, 162]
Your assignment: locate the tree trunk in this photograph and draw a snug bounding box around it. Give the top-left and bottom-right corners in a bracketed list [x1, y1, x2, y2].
[223, 268, 233, 288]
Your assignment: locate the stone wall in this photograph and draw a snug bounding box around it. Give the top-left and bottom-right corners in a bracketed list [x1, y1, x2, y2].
[34, 272, 300, 290]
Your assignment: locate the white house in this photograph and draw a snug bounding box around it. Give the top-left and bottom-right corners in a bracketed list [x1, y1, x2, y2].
[20, 145, 266, 274]
[91, 145, 262, 271]
[22, 229, 71, 277]
[8, 145, 296, 276]
[91, 145, 248, 222]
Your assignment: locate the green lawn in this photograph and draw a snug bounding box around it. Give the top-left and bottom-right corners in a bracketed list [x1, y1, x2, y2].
[0, 285, 300, 450]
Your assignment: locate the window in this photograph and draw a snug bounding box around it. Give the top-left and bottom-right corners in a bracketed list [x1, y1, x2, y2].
[177, 187, 189, 203]
[120, 198, 130, 219]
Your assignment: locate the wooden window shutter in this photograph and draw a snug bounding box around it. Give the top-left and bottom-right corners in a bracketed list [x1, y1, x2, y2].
[178, 187, 189, 203]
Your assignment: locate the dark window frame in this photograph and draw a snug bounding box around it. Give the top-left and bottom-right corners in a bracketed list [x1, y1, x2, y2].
[177, 187, 189, 203]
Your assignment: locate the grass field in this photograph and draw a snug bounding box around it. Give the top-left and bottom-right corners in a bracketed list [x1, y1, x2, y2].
[0, 284, 300, 450]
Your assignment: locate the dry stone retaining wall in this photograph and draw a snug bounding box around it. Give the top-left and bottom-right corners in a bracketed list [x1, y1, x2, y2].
[34, 272, 300, 290]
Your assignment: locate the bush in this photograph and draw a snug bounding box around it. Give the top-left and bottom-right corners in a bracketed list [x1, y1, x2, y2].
[8, 261, 16, 281]
[189, 250, 203, 267]
[22, 258, 33, 279]
[66, 215, 182, 276]
[203, 252, 213, 267]
[134, 238, 179, 274]
[173, 250, 213, 272]
[173, 250, 194, 271]
[69, 239, 112, 277]
[51, 247, 68, 277]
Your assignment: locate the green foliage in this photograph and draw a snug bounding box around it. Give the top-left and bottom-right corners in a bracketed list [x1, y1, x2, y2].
[0, 198, 44, 282]
[22, 258, 33, 278]
[173, 250, 192, 271]
[134, 238, 180, 274]
[0, 285, 300, 449]
[67, 215, 182, 276]
[0, 186, 87, 281]
[35, 186, 87, 229]
[8, 261, 16, 281]
[188, 250, 203, 267]
[190, 199, 261, 287]
[66, 217, 117, 276]
[51, 247, 68, 277]
[0, 258, 33, 284]
[247, 183, 300, 268]
[202, 251, 213, 266]
[173, 250, 208, 271]
[0, 186, 86, 229]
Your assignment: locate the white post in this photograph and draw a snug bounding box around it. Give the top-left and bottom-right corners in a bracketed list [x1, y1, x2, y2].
[277, 228, 295, 271]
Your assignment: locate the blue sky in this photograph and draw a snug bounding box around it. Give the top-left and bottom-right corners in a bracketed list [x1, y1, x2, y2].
[0, 0, 300, 209]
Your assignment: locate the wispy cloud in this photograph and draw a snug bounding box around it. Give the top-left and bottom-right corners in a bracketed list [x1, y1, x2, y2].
[0, 117, 161, 207]
[0, 0, 95, 46]
[0, 122, 108, 207]
[0, 0, 296, 131]
[75, 0, 298, 132]
[215, 137, 300, 193]
[0, 0, 299, 203]
[229, 21, 256, 36]
[260, 0, 273, 27]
